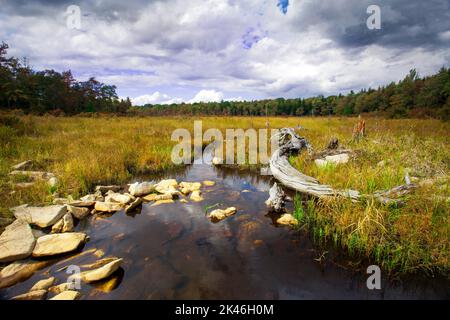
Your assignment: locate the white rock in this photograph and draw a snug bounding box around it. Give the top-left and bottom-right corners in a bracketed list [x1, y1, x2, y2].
[325, 153, 349, 164]
[32, 233, 87, 257]
[208, 207, 236, 221]
[78, 258, 123, 283]
[50, 290, 80, 300]
[128, 182, 154, 197]
[12, 205, 67, 228]
[48, 177, 58, 188]
[0, 219, 36, 262]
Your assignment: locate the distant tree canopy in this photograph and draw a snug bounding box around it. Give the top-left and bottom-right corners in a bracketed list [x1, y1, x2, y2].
[0, 42, 449, 119]
[132, 67, 450, 120]
[0, 42, 131, 114]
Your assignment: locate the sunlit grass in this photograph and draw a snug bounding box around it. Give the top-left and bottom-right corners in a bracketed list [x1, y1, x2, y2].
[0, 113, 448, 275]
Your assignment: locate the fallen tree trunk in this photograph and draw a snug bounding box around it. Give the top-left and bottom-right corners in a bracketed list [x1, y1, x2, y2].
[267, 128, 415, 210]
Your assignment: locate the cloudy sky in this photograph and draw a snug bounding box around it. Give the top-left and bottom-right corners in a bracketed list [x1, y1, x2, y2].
[1, 0, 449, 105]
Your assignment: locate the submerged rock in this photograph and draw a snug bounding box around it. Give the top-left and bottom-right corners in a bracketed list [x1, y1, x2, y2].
[32, 232, 87, 257]
[12, 205, 67, 228]
[128, 182, 154, 197]
[208, 207, 236, 221]
[0, 259, 52, 289]
[94, 202, 123, 212]
[79, 258, 123, 283]
[202, 180, 215, 187]
[50, 290, 80, 300]
[276, 213, 298, 226]
[0, 219, 36, 262]
[151, 199, 175, 206]
[11, 289, 47, 300]
[30, 277, 56, 291]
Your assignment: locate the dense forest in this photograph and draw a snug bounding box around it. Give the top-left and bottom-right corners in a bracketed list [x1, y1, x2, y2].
[0, 42, 131, 115]
[1, 42, 449, 119]
[133, 68, 450, 119]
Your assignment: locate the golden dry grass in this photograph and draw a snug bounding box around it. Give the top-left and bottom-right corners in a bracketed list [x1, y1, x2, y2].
[0, 114, 448, 274]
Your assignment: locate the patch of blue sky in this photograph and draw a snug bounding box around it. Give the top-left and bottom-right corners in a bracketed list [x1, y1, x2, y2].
[277, 0, 289, 14]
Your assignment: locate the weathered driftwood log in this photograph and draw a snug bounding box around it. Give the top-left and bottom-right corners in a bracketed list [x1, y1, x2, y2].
[266, 128, 415, 209]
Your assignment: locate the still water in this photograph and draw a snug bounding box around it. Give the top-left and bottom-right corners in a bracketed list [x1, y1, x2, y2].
[0, 159, 448, 300]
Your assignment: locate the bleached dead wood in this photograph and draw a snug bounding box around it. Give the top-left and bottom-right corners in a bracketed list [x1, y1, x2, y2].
[266, 128, 415, 209]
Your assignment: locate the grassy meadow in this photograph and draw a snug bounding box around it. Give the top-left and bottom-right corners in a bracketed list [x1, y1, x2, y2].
[0, 112, 448, 275]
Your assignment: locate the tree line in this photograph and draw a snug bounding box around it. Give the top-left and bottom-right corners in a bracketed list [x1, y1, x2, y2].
[0, 42, 131, 115]
[132, 68, 449, 120]
[1, 42, 449, 119]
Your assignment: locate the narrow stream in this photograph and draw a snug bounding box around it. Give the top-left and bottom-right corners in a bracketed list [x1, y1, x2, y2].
[0, 157, 448, 300]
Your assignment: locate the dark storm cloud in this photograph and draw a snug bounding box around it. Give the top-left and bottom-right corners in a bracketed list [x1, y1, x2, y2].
[289, 0, 450, 50]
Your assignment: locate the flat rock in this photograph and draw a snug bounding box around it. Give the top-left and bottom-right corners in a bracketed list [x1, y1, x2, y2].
[154, 179, 178, 194]
[0, 260, 51, 289]
[50, 290, 80, 300]
[105, 191, 132, 204]
[315, 153, 350, 167]
[32, 232, 87, 257]
[30, 277, 56, 291]
[179, 181, 201, 195]
[11, 289, 47, 300]
[276, 213, 298, 226]
[68, 200, 95, 208]
[151, 199, 174, 206]
[125, 197, 143, 213]
[12, 205, 67, 228]
[94, 202, 123, 212]
[80, 258, 123, 283]
[128, 182, 154, 197]
[143, 193, 173, 201]
[95, 185, 121, 194]
[0, 219, 36, 262]
[208, 207, 236, 221]
[48, 282, 73, 294]
[189, 190, 203, 202]
[67, 205, 90, 219]
[202, 180, 215, 186]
